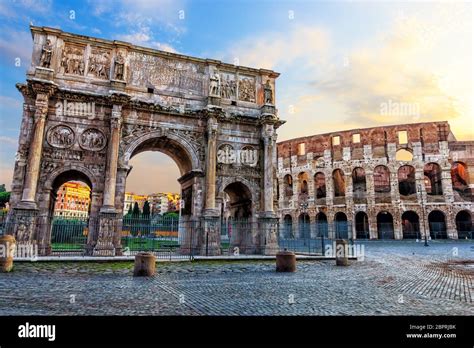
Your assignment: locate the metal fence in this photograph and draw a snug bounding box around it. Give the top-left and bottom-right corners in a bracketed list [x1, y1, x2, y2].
[2, 212, 473, 257]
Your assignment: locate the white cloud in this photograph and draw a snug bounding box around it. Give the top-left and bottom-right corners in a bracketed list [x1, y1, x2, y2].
[0, 29, 32, 65]
[216, 4, 472, 141]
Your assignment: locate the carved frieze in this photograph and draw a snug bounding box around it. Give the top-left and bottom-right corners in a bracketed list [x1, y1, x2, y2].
[238, 75, 256, 103]
[127, 51, 205, 94]
[46, 125, 75, 149]
[79, 128, 107, 151]
[87, 48, 111, 79]
[60, 44, 85, 76]
[220, 72, 237, 99]
[43, 147, 83, 161]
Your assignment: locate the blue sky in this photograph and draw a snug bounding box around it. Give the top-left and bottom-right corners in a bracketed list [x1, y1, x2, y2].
[0, 0, 472, 192]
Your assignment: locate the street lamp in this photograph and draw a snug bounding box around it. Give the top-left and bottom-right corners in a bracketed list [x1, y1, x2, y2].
[417, 184, 429, 247]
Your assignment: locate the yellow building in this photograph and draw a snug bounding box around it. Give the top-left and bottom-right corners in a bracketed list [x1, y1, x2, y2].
[54, 182, 91, 218]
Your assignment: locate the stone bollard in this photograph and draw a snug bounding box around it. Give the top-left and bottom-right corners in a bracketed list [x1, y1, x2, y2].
[0, 235, 16, 273]
[276, 250, 296, 272]
[133, 252, 156, 277]
[335, 239, 349, 266]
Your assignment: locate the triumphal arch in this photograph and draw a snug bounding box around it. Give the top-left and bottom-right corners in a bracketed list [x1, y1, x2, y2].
[7, 26, 282, 256]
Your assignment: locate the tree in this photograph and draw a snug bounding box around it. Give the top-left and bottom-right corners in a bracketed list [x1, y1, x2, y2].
[0, 191, 10, 208]
[127, 204, 132, 216]
[132, 202, 140, 217]
[142, 201, 150, 217]
[0, 184, 5, 193]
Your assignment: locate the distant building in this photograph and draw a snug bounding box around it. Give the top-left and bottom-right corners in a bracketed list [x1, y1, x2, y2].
[123, 193, 147, 214]
[123, 192, 180, 215]
[54, 182, 91, 218]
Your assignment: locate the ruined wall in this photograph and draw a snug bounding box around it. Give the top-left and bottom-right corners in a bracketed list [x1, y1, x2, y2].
[277, 122, 473, 239]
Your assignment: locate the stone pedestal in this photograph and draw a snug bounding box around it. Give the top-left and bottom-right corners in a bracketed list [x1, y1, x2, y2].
[93, 212, 117, 256]
[260, 214, 279, 255]
[0, 235, 16, 272]
[335, 239, 349, 266]
[34, 67, 54, 80]
[133, 252, 156, 276]
[200, 210, 221, 256]
[276, 250, 296, 272]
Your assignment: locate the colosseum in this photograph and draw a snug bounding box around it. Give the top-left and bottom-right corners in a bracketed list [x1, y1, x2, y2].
[276, 121, 473, 240]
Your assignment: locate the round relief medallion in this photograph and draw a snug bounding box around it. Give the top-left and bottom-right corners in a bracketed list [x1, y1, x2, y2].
[46, 125, 75, 149]
[79, 128, 107, 151]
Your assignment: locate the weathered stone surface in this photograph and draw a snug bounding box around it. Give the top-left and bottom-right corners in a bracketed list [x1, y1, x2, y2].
[0, 235, 16, 272]
[277, 122, 473, 240]
[8, 26, 283, 256]
[133, 252, 156, 277]
[276, 250, 296, 272]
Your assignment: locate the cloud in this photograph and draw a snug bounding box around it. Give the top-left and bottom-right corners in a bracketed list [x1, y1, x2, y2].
[0, 136, 17, 147]
[89, 0, 185, 52]
[216, 4, 472, 141]
[0, 29, 32, 65]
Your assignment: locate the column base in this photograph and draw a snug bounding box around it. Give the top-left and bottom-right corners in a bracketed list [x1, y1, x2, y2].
[93, 212, 119, 256]
[259, 215, 279, 256]
[200, 215, 221, 256]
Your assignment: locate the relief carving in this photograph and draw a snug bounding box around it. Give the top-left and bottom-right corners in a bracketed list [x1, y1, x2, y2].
[238, 75, 256, 103]
[88, 48, 111, 79]
[220, 72, 237, 99]
[39, 39, 53, 68]
[46, 125, 75, 149]
[61, 45, 85, 75]
[80, 128, 107, 151]
[128, 52, 204, 94]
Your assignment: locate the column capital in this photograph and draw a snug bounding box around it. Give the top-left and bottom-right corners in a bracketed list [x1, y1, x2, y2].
[28, 78, 58, 98]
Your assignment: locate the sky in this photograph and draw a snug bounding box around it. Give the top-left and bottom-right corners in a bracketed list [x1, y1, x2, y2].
[0, 0, 472, 194]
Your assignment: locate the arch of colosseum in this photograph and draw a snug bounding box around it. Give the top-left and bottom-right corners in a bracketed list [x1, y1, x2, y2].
[277, 122, 473, 240]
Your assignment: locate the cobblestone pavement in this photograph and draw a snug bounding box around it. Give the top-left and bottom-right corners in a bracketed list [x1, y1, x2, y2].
[0, 241, 473, 315]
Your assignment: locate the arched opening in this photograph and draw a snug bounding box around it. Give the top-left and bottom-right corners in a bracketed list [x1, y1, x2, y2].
[298, 172, 309, 200]
[401, 211, 420, 239]
[123, 137, 194, 254]
[284, 174, 293, 197]
[451, 162, 471, 201]
[333, 169, 345, 200]
[456, 210, 472, 239]
[428, 210, 447, 239]
[315, 212, 328, 237]
[334, 212, 348, 239]
[352, 167, 366, 203]
[298, 213, 310, 239]
[48, 170, 94, 255]
[355, 211, 369, 239]
[314, 172, 326, 200]
[398, 165, 416, 198]
[282, 214, 293, 239]
[395, 149, 413, 161]
[374, 165, 391, 203]
[224, 181, 253, 253]
[424, 163, 443, 196]
[377, 211, 394, 239]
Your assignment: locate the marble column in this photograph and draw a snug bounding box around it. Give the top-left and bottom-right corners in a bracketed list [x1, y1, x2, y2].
[101, 104, 122, 212]
[20, 93, 50, 209]
[260, 122, 279, 255]
[204, 116, 218, 212]
[201, 115, 220, 255]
